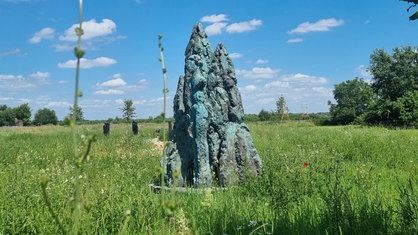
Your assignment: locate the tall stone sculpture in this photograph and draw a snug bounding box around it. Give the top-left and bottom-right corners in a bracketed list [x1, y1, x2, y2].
[163, 23, 262, 187]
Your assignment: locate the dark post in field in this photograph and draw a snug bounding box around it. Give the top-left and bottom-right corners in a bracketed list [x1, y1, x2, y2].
[132, 121, 139, 135]
[103, 122, 110, 136]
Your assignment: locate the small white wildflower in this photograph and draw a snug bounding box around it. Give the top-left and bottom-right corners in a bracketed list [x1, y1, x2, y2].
[125, 209, 131, 216]
[248, 220, 257, 227]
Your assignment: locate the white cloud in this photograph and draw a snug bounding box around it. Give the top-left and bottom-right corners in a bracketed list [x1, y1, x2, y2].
[59, 19, 116, 41]
[355, 65, 372, 79]
[229, 52, 243, 59]
[95, 89, 124, 95]
[94, 74, 148, 95]
[312, 87, 332, 96]
[265, 81, 290, 88]
[288, 18, 344, 34]
[236, 67, 280, 79]
[226, 19, 262, 33]
[136, 79, 149, 88]
[0, 74, 22, 80]
[205, 22, 228, 36]
[255, 59, 268, 64]
[239, 84, 257, 93]
[238, 72, 333, 114]
[30, 71, 50, 79]
[256, 98, 275, 105]
[96, 74, 127, 87]
[0, 74, 35, 90]
[0, 48, 21, 57]
[200, 14, 228, 23]
[29, 27, 55, 44]
[201, 15, 262, 35]
[52, 44, 73, 52]
[57, 57, 117, 69]
[47, 101, 72, 108]
[281, 73, 327, 84]
[287, 38, 304, 43]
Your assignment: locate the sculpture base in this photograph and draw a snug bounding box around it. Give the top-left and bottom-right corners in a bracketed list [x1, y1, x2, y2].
[149, 184, 227, 194]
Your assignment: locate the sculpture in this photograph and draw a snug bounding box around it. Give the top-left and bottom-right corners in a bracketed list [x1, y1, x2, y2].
[132, 121, 139, 135]
[103, 122, 110, 136]
[163, 23, 262, 187]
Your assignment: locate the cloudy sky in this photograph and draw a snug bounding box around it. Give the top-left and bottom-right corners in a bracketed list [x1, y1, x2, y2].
[1, 0, 417, 120]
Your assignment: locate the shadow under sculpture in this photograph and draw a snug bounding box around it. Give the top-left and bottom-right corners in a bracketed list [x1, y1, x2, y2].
[164, 23, 262, 187]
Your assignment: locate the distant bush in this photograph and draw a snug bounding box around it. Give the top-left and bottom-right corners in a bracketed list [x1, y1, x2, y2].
[34, 108, 58, 125]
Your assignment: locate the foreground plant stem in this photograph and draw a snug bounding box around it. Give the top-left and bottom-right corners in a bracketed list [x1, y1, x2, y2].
[40, 175, 66, 234]
[71, 0, 85, 234]
[158, 34, 168, 188]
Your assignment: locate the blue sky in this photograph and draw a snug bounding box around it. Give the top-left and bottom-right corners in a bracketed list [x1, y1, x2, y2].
[1, 0, 417, 120]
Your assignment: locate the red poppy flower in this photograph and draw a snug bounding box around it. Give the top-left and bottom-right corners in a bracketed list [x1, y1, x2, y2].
[303, 162, 308, 167]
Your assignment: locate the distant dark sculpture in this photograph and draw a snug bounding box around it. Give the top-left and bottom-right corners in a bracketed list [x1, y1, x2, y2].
[132, 121, 139, 135]
[163, 23, 262, 187]
[103, 122, 110, 136]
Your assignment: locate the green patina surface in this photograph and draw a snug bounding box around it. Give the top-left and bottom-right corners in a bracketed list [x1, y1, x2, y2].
[164, 23, 262, 187]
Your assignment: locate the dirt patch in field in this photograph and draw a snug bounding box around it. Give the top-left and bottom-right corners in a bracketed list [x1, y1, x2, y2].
[150, 137, 164, 151]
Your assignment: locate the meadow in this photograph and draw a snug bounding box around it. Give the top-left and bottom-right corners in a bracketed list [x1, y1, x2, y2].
[0, 122, 417, 234]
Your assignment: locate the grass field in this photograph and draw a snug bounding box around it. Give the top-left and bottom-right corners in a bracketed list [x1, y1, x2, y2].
[0, 122, 417, 234]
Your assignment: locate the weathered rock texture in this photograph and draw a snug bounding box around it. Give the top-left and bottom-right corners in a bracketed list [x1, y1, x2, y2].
[164, 23, 262, 187]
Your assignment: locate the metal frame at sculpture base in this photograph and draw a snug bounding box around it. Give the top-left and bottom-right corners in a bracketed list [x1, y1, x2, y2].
[149, 183, 227, 194]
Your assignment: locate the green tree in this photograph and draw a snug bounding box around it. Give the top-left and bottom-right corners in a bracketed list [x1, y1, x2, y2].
[276, 95, 289, 122]
[0, 106, 15, 126]
[120, 99, 136, 122]
[366, 47, 418, 126]
[34, 108, 58, 125]
[258, 109, 272, 121]
[328, 78, 374, 125]
[69, 104, 84, 121]
[13, 103, 31, 126]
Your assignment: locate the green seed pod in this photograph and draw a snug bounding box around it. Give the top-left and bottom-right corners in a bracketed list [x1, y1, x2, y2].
[75, 27, 84, 37]
[74, 47, 85, 59]
[39, 173, 49, 187]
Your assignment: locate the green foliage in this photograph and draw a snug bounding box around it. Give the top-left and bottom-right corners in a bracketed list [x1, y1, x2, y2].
[34, 108, 58, 125]
[398, 178, 418, 234]
[0, 103, 32, 126]
[330, 47, 418, 127]
[243, 113, 260, 122]
[276, 95, 289, 122]
[329, 78, 374, 125]
[14, 103, 31, 125]
[370, 47, 418, 101]
[119, 99, 136, 122]
[258, 109, 272, 121]
[0, 106, 16, 126]
[69, 104, 84, 122]
[365, 47, 418, 127]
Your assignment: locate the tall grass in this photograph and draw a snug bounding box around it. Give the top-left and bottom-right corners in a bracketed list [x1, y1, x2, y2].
[0, 122, 417, 234]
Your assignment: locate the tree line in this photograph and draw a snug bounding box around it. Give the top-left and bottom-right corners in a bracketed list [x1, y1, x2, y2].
[0, 104, 63, 126]
[1, 46, 417, 128]
[0, 99, 136, 127]
[329, 46, 418, 127]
